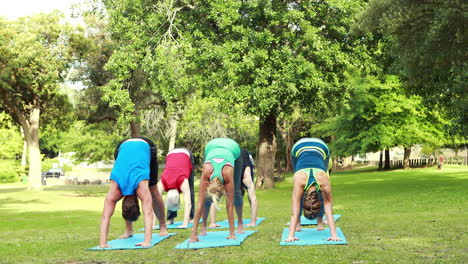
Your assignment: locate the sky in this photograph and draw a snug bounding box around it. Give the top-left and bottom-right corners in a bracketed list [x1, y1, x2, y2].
[0, 0, 83, 21]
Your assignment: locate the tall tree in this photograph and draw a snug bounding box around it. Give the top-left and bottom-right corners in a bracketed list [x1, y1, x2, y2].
[354, 0, 467, 136]
[0, 13, 85, 190]
[182, 0, 362, 188]
[314, 73, 445, 169]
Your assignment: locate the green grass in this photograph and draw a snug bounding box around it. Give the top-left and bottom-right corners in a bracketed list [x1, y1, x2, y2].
[0, 165, 466, 264]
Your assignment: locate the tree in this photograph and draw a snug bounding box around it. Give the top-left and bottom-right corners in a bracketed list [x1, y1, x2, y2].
[354, 0, 467, 136]
[180, 0, 362, 188]
[314, 73, 445, 169]
[0, 13, 86, 190]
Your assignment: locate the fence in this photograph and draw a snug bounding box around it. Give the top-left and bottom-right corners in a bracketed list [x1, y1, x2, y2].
[358, 156, 468, 168]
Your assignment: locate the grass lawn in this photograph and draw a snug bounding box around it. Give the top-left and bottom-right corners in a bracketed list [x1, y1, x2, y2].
[0, 165, 466, 264]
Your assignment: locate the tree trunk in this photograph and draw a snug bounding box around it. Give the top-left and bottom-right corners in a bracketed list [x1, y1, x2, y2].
[26, 107, 42, 190]
[130, 119, 141, 137]
[384, 148, 390, 170]
[378, 150, 383, 170]
[168, 113, 179, 151]
[256, 111, 277, 189]
[403, 147, 411, 169]
[279, 119, 293, 172]
[20, 127, 27, 167]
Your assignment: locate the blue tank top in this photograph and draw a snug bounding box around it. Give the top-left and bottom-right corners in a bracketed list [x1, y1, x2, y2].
[110, 140, 151, 195]
[291, 138, 330, 172]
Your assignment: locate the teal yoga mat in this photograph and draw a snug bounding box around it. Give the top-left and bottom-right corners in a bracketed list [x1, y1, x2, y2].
[280, 227, 348, 246]
[87, 233, 176, 250]
[286, 214, 341, 226]
[211, 217, 266, 229]
[175, 230, 257, 249]
[141, 221, 194, 231]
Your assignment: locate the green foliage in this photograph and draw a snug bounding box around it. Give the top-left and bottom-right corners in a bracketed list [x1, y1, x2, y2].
[0, 112, 23, 159]
[60, 121, 120, 164]
[183, 0, 365, 118]
[314, 73, 446, 156]
[354, 0, 467, 134]
[177, 95, 258, 161]
[0, 160, 21, 183]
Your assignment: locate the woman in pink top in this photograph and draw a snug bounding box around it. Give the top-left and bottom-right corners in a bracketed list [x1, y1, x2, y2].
[157, 148, 195, 228]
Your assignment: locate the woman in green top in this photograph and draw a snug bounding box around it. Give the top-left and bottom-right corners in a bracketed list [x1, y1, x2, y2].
[190, 138, 243, 242]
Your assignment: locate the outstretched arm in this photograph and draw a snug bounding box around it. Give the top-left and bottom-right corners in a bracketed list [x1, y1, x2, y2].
[99, 181, 122, 248]
[136, 181, 154, 247]
[179, 179, 192, 228]
[286, 172, 305, 242]
[223, 166, 236, 240]
[318, 173, 341, 241]
[190, 166, 210, 242]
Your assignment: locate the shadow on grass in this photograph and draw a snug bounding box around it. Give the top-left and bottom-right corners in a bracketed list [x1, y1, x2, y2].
[0, 187, 28, 194]
[0, 197, 48, 209]
[44, 185, 108, 197]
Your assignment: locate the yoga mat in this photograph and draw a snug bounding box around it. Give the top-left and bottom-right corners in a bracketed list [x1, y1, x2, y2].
[280, 227, 348, 246]
[87, 233, 176, 250]
[175, 230, 257, 249]
[141, 221, 194, 231]
[286, 214, 341, 226]
[214, 217, 266, 228]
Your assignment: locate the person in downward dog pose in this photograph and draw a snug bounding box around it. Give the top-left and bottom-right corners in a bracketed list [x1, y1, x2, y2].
[190, 138, 243, 242]
[99, 137, 168, 248]
[157, 148, 195, 228]
[209, 148, 258, 227]
[285, 137, 341, 242]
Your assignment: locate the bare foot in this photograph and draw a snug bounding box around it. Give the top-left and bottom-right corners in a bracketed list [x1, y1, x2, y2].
[209, 223, 221, 228]
[317, 223, 325, 231]
[237, 226, 245, 234]
[119, 231, 133, 239]
[159, 227, 169, 236]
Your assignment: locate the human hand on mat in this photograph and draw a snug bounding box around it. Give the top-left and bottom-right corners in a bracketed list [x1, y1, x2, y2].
[209, 223, 221, 228]
[327, 235, 341, 241]
[284, 236, 299, 242]
[245, 222, 256, 227]
[237, 226, 245, 234]
[135, 241, 151, 247]
[177, 224, 188, 228]
[227, 235, 237, 240]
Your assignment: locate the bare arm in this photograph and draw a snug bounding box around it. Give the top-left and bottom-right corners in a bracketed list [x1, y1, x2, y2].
[286, 172, 306, 242]
[223, 167, 236, 239]
[190, 166, 210, 242]
[136, 181, 154, 247]
[179, 179, 192, 228]
[317, 173, 341, 241]
[99, 181, 122, 247]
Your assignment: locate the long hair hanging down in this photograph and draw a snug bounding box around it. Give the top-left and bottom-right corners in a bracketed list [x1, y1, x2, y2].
[207, 177, 225, 210]
[303, 190, 321, 220]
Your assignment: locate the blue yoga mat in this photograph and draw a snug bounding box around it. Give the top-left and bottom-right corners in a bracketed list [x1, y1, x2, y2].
[87, 233, 176, 250]
[280, 227, 348, 246]
[211, 217, 266, 229]
[286, 214, 341, 226]
[141, 221, 195, 231]
[175, 230, 257, 249]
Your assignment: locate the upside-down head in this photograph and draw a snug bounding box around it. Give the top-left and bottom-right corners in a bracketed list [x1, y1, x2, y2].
[207, 177, 225, 210]
[166, 189, 180, 212]
[122, 195, 140, 222]
[303, 188, 321, 220]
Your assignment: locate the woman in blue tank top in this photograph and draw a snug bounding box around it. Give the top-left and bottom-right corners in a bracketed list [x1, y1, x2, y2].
[285, 138, 341, 242]
[99, 137, 168, 248]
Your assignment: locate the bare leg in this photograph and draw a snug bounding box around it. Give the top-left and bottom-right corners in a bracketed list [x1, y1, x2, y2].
[235, 204, 244, 234]
[149, 185, 168, 236]
[119, 220, 134, 239]
[209, 203, 221, 228]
